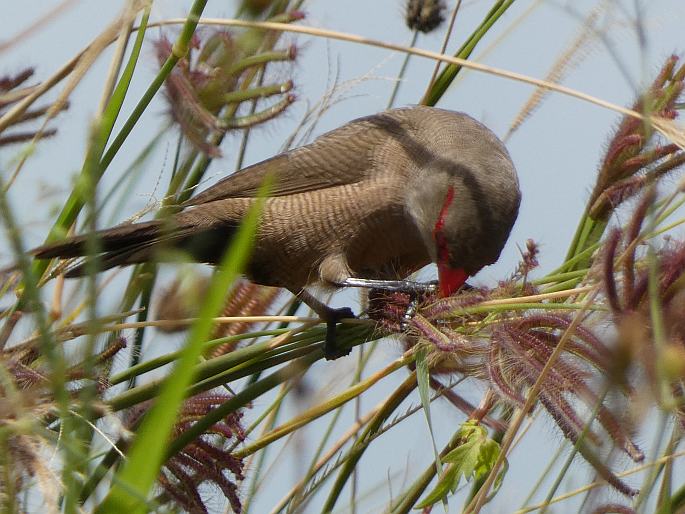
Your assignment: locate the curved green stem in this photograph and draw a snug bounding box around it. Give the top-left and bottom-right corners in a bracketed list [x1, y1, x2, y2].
[322, 372, 418, 513]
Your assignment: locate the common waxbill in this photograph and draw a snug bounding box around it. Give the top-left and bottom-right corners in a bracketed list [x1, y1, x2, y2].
[33, 105, 521, 358]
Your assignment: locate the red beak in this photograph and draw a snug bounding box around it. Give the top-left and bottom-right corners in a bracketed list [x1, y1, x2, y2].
[437, 263, 468, 297]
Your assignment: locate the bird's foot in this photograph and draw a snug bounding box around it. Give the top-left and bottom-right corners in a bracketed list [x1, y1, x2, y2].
[395, 281, 472, 329]
[400, 295, 420, 331]
[323, 306, 356, 360]
[417, 279, 439, 294]
[367, 280, 461, 331]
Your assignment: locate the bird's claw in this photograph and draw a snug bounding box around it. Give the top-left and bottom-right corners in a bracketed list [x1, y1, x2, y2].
[421, 280, 439, 294]
[324, 306, 356, 360]
[400, 295, 420, 331]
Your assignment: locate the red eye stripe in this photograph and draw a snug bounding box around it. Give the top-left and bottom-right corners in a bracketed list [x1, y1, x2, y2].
[432, 185, 455, 264]
[432, 186, 468, 296]
[432, 186, 455, 238]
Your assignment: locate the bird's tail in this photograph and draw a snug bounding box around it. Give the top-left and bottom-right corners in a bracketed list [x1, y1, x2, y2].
[32, 216, 236, 277]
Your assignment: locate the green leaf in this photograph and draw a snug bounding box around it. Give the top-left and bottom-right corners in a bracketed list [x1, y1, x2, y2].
[416, 346, 443, 475]
[422, 0, 516, 106]
[415, 465, 461, 509]
[416, 347, 431, 414]
[416, 421, 502, 509]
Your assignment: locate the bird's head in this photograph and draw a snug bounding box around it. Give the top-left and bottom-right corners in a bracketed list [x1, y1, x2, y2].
[405, 120, 521, 297]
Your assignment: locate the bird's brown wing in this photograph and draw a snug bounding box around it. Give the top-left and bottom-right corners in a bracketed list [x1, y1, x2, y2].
[184, 110, 411, 206]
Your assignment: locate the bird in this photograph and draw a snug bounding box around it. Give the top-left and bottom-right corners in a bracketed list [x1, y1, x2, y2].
[32, 105, 521, 359]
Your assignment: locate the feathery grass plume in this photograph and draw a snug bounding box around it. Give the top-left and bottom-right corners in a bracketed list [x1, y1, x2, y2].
[502, 237, 540, 296]
[0, 68, 68, 147]
[565, 55, 685, 273]
[506, 3, 604, 140]
[588, 56, 685, 220]
[405, 0, 446, 33]
[155, 23, 299, 157]
[0, 335, 126, 511]
[602, 192, 685, 423]
[368, 244, 644, 495]
[208, 280, 280, 356]
[0, 432, 60, 513]
[154, 274, 280, 355]
[0, 354, 60, 513]
[4, 335, 126, 393]
[516, 238, 540, 277]
[590, 55, 685, 222]
[367, 288, 427, 333]
[155, 273, 212, 333]
[126, 392, 246, 514]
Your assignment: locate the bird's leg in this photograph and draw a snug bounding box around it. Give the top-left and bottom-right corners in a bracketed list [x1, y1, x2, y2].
[337, 277, 438, 294]
[292, 289, 355, 360]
